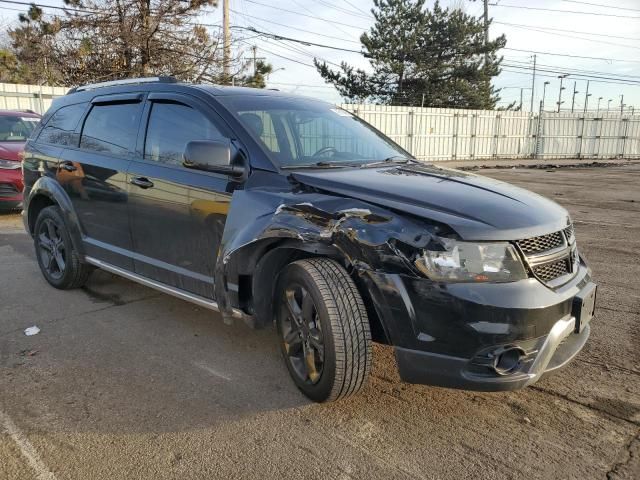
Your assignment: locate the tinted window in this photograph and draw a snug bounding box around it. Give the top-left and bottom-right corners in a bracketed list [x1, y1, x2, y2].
[38, 103, 85, 146]
[219, 96, 408, 167]
[144, 102, 223, 166]
[80, 102, 141, 156]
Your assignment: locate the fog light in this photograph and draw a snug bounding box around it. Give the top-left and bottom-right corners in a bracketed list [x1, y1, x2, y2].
[493, 347, 525, 375]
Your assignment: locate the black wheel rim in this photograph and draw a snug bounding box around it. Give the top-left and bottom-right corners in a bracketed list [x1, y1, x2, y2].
[37, 218, 66, 280]
[280, 283, 325, 384]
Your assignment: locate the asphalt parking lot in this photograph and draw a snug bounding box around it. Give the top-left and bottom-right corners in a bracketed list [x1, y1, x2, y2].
[1, 164, 638, 480]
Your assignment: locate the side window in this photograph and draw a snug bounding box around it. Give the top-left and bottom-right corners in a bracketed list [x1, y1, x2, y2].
[80, 102, 141, 156]
[37, 103, 86, 146]
[144, 102, 223, 166]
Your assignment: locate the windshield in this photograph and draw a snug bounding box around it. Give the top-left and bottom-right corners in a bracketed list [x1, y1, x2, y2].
[219, 96, 409, 168]
[0, 115, 39, 142]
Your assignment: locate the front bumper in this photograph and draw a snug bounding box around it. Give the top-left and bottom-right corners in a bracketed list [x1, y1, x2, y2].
[0, 167, 24, 208]
[359, 257, 595, 391]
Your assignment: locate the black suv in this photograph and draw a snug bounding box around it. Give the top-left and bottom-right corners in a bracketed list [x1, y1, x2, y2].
[22, 77, 597, 402]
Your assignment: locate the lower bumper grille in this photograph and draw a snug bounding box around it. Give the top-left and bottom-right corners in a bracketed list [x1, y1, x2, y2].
[0, 183, 19, 198]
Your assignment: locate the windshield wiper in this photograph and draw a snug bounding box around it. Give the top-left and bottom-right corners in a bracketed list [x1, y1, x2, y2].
[281, 160, 363, 170]
[361, 156, 413, 168]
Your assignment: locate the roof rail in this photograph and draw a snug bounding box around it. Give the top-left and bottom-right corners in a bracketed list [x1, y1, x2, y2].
[68, 76, 178, 94]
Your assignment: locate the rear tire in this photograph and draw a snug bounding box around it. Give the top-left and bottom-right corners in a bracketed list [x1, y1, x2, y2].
[34, 205, 91, 289]
[276, 258, 372, 402]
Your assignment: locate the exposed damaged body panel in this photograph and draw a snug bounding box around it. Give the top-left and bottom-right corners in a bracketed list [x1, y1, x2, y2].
[213, 169, 443, 327]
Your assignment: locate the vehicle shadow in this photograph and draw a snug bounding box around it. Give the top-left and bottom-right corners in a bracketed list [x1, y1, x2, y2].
[3, 264, 316, 435]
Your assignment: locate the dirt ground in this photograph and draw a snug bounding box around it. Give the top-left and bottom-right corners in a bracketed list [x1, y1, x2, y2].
[0, 165, 638, 480]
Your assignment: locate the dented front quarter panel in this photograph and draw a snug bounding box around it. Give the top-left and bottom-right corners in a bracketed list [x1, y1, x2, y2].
[213, 170, 442, 325]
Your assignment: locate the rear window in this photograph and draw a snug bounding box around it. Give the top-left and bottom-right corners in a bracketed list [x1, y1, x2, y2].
[0, 115, 39, 142]
[80, 102, 141, 156]
[38, 103, 85, 146]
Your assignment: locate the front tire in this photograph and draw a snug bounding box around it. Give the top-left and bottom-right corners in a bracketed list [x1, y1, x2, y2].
[276, 258, 372, 402]
[34, 205, 92, 289]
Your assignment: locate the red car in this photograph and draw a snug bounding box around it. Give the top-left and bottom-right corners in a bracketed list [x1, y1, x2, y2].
[0, 110, 40, 210]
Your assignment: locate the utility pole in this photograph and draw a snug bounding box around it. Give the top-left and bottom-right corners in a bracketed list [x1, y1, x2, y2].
[530, 54, 536, 112]
[583, 81, 591, 114]
[519, 88, 523, 111]
[223, 0, 231, 83]
[570, 82, 578, 113]
[250, 45, 265, 76]
[482, 0, 489, 62]
[557, 74, 568, 113]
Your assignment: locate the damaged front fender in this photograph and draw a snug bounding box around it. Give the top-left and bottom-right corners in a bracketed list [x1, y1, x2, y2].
[213, 174, 445, 327]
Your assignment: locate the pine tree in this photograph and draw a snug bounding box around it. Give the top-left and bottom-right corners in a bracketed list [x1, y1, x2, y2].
[315, 0, 506, 109]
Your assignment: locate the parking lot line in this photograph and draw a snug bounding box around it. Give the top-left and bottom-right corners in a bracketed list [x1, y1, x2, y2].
[193, 361, 232, 381]
[0, 410, 57, 480]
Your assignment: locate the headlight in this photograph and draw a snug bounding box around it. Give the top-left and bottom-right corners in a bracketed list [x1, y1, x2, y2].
[415, 238, 527, 283]
[0, 159, 21, 170]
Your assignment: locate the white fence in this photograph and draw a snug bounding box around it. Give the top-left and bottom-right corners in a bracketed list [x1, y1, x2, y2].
[342, 104, 640, 161]
[0, 83, 636, 161]
[0, 83, 68, 114]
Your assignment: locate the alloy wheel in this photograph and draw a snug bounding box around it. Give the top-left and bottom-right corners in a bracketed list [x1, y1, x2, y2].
[280, 283, 325, 384]
[37, 218, 66, 280]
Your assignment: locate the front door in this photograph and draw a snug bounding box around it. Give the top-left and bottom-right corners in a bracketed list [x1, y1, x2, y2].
[127, 93, 234, 299]
[60, 94, 143, 270]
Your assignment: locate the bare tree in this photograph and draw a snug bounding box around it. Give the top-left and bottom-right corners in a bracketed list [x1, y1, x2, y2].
[6, 0, 245, 86]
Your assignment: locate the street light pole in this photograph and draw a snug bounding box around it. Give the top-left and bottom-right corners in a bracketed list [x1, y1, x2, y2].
[571, 81, 578, 113]
[620, 94, 625, 115]
[557, 74, 568, 113]
[607, 99, 612, 112]
[583, 81, 591, 114]
[597, 96, 603, 115]
[541, 81, 550, 111]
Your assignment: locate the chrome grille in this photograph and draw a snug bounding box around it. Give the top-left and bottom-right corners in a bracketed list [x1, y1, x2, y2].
[564, 224, 574, 241]
[532, 260, 569, 282]
[515, 231, 564, 255]
[515, 223, 577, 286]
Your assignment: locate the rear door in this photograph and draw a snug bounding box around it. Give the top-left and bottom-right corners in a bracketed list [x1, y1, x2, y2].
[60, 93, 144, 269]
[127, 93, 234, 299]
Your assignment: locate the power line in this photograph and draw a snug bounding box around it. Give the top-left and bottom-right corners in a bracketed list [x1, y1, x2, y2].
[314, 0, 372, 21]
[505, 59, 640, 80]
[343, 0, 373, 17]
[498, 24, 640, 51]
[504, 47, 640, 64]
[242, 0, 368, 31]
[502, 64, 640, 86]
[560, 0, 640, 12]
[228, 8, 361, 44]
[490, 3, 640, 19]
[231, 26, 362, 54]
[494, 21, 640, 43]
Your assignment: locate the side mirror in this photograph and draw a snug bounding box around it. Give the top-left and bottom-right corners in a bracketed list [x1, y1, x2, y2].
[183, 140, 247, 179]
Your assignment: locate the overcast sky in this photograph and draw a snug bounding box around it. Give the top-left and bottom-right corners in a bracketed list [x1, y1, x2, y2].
[1, 0, 638, 112]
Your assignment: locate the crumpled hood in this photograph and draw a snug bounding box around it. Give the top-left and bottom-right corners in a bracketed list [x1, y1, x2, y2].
[0, 142, 25, 162]
[291, 164, 570, 241]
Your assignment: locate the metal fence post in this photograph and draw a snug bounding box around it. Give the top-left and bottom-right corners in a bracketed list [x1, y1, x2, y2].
[470, 113, 477, 159]
[452, 113, 459, 159]
[620, 118, 629, 159]
[407, 110, 415, 156]
[493, 114, 501, 158]
[577, 115, 586, 159]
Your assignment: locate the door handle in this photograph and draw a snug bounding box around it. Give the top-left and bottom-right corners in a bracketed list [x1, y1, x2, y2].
[130, 176, 154, 189]
[59, 161, 77, 172]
